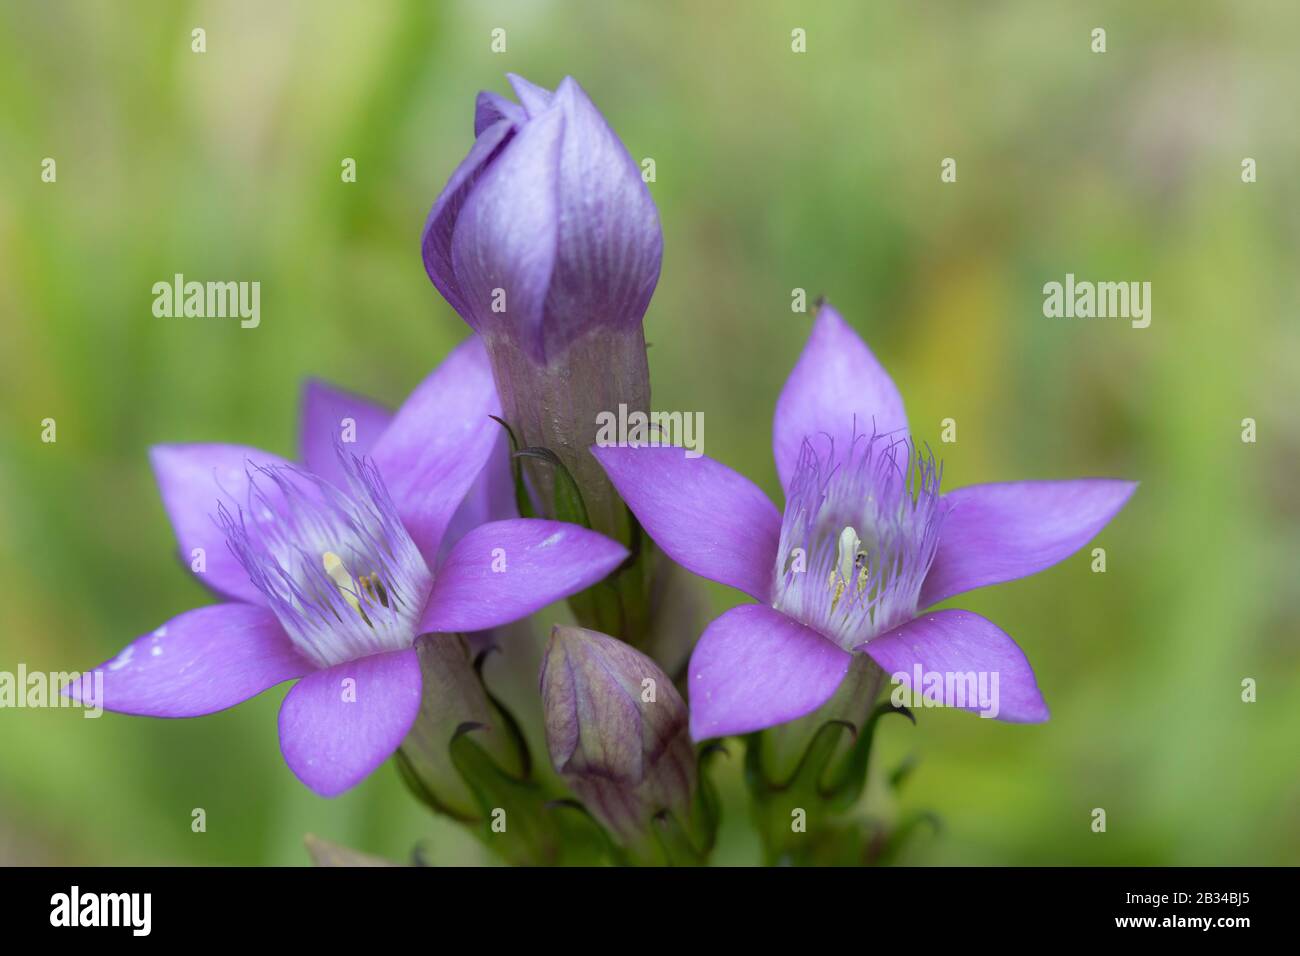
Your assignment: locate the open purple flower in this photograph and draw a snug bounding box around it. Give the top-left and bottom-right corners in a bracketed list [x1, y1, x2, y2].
[595, 304, 1136, 740]
[69, 337, 629, 795]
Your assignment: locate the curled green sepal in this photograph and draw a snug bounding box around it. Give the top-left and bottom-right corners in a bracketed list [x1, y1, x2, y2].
[619, 740, 726, 866]
[743, 698, 915, 865]
[447, 723, 610, 866]
[393, 635, 528, 824]
[744, 702, 913, 804]
[658, 741, 726, 865]
[488, 414, 536, 519]
[513, 445, 590, 529]
[818, 701, 915, 811]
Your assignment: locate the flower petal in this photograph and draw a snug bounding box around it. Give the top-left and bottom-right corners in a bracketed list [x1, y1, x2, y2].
[688, 604, 852, 741]
[474, 90, 523, 136]
[298, 379, 393, 488]
[920, 479, 1138, 607]
[437, 429, 516, 560]
[506, 72, 554, 116]
[449, 104, 564, 353]
[773, 303, 909, 491]
[65, 603, 311, 717]
[150, 443, 298, 604]
[369, 335, 501, 565]
[593, 445, 781, 602]
[418, 519, 629, 634]
[538, 77, 663, 353]
[277, 647, 423, 797]
[422, 117, 518, 320]
[861, 609, 1049, 722]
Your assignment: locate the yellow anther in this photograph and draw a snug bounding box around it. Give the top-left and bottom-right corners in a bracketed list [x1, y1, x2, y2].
[359, 573, 390, 609]
[322, 551, 362, 615]
[828, 572, 847, 614]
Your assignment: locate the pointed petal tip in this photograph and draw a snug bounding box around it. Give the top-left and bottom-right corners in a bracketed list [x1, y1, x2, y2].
[506, 73, 555, 114]
[146, 442, 193, 469]
[921, 476, 1140, 607]
[71, 603, 310, 718]
[473, 89, 524, 136]
[813, 299, 843, 323]
[865, 609, 1049, 724]
[773, 302, 909, 490]
[148, 443, 300, 605]
[552, 75, 587, 104]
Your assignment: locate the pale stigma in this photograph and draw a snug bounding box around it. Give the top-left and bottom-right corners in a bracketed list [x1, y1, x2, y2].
[827, 525, 866, 613]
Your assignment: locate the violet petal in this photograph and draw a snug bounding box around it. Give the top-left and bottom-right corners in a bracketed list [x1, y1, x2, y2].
[474, 89, 524, 136]
[538, 77, 662, 354]
[594, 445, 781, 602]
[773, 303, 909, 492]
[66, 603, 311, 717]
[370, 335, 501, 565]
[862, 609, 1049, 722]
[449, 106, 564, 354]
[298, 379, 393, 488]
[418, 518, 628, 634]
[436, 429, 516, 561]
[421, 117, 517, 319]
[150, 443, 298, 605]
[688, 604, 852, 741]
[277, 646, 422, 797]
[506, 72, 555, 116]
[920, 478, 1138, 607]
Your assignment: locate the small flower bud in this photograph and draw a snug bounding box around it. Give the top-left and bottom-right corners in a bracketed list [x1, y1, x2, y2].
[422, 74, 660, 543]
[540, 625, 696, 849]
[423, 73, 661, 364]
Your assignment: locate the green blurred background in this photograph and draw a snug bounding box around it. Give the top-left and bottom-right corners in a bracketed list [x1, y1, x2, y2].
[2, 0, 1297, 865]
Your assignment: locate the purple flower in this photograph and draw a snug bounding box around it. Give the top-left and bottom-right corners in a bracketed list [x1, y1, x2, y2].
[594, 304, 1136, 740]
[68, 337, 628, 796]
[421, 73, 662, 364]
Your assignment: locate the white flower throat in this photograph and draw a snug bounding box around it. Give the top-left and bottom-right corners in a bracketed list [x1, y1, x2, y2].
[219, 454, 434, 669]
[772, 435, 945, 653]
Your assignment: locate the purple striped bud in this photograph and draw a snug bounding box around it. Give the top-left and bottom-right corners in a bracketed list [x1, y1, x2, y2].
[540, 626, 696, 851]
[422, 73, 661, 364]
[422, 74, 660, 542]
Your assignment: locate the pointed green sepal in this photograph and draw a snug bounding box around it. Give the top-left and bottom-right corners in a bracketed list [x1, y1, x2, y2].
[489, 414, 536, 519]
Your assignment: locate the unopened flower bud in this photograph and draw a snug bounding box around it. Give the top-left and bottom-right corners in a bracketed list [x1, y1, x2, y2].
[422, 74, 660, 542]
[540, 625, 696, 850]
